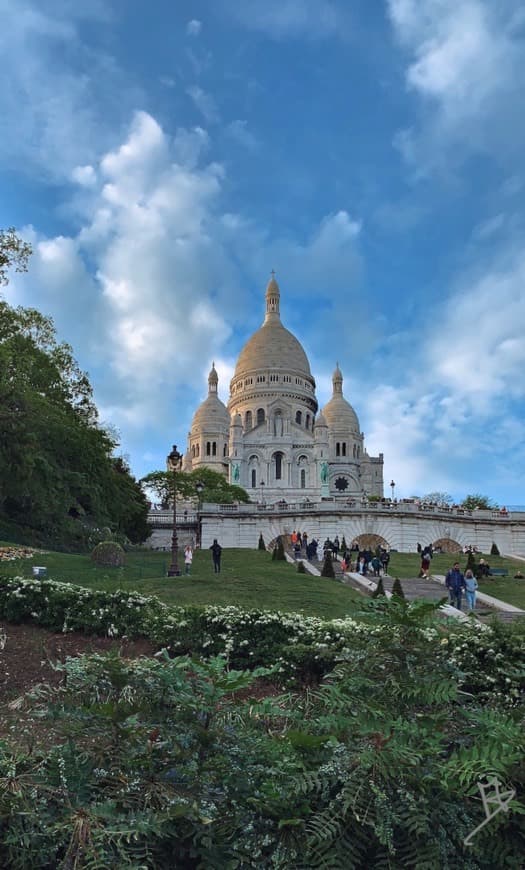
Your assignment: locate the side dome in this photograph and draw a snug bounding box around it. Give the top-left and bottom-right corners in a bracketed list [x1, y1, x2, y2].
[322, 364, 360, 433]
[233, 275, 312, 378]
[191, 364, 230, 431]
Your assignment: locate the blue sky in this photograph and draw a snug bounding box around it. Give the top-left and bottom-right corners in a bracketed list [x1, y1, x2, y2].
[2, 0, 525, 504]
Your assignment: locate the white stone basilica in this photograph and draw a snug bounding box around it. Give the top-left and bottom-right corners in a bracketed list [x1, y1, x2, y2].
[182, 275, 384, 502]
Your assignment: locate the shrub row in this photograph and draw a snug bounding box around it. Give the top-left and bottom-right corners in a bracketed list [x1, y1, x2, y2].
[1, 574, 524, 698]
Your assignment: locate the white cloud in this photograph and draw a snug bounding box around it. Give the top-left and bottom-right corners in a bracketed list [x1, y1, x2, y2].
[186, 85, 220, 124]
[388, 0, 525, 170]
[223, 0, 350, 40]
[71, 164, 97, 186]
[0, 0, 141, 179]
[186, 19, 202, 36]
[226, 120, 259, 149]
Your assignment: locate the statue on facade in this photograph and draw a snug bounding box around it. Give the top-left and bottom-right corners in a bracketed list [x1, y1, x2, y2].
[274, 413, 283, 436]
[320, 462, 328, 484]
[232, 463, 240, 482]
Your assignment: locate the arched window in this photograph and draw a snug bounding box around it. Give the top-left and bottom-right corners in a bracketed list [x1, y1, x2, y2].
[212, 442, 217, 456]
[275, 452, 283, 480]
[192, 445, 195, 458]
[305, 414, 310, 429]
[295, 410, 302, 425]
[300, 469, 306, 489]
[206, 442, 211, 456]
[336, 442, 340, 457]
[196, 444, 200, 457]
[257, 408, 265, 425]
[245, 410, 252, 430]
[353, 444, 356, 458]
[223, 443, 228, 457]
[251, 469, 256, 488]
[342, 443, 347, 457]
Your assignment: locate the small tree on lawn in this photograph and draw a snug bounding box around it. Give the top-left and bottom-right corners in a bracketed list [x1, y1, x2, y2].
[258, 533, 266, 551]
[372, 576, 386, 598]
[491, 542, 500, 556]
[341, 535, 347, 553]
[321, 550, 335, 578]
[466, 550, 476, 572]
[391, 577, 405, 600]
[297, 560, 306, 574]
[272, 536, 286, 561]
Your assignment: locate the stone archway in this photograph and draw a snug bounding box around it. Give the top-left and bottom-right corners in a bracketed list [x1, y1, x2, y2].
[352, 533, 390, 551]
[433, 537, 462, 554]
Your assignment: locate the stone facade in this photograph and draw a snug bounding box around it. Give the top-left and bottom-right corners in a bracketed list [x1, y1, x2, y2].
[183, 276, 384, 501]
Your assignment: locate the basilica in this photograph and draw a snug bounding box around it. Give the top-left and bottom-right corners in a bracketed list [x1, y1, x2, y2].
[182, 275, 384, 502]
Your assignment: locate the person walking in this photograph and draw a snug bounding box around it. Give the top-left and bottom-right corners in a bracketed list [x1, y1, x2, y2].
[445, 562, 466, 610]
[464, 569, 478, 611]
[210, 539, 222, 573]
[184, 545, 193, 576]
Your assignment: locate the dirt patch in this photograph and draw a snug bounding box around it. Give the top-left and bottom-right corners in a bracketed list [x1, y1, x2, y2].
[0, 621, 157, 702]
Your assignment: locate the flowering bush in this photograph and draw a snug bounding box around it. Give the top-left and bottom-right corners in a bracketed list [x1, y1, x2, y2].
[1, 574, 524, 700]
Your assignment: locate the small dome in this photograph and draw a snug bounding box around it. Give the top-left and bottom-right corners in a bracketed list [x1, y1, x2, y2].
[191, 395, 230, 431]
[191, 364, 230, 431]
[322, 365, 360, 433]
[315, 410, 328, 428]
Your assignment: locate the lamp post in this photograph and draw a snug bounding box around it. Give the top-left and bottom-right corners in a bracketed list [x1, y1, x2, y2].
[167, 444, 182, 576]
[195, 480, 204, 548]
[390, 479, 396, 501]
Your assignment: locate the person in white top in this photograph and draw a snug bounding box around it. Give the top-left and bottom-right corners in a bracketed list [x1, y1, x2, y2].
[184, 545, 193, 575]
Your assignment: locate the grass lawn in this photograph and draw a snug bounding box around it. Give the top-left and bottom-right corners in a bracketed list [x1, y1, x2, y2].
[388, 551, 525, 609]
[0, 544, 362, 620]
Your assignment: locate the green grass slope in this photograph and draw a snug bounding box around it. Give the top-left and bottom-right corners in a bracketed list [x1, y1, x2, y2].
[0, 545, 361, 620]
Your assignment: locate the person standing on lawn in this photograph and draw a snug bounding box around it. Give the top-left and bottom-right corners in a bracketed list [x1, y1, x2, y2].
[445, 562, 466, 609]
[184, 545, 193, 576]
[210, 539, 222, 573]
[464, 569, 478, 611]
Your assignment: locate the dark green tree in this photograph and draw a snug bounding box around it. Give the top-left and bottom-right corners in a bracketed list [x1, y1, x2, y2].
[142, 467, 250, 506]
[461, 493, 497, 510]
[465, 550, 477, 572]
[391, 576, 406, 599]
[372, 576, 386, 597]
[272, 536, 286, 561]
[321, 550, 335, 578]
[0, 298, 149, 548]
[491, 542, 500, 556]
[0, 227, 32, 286]
[258, 533, 266, 550]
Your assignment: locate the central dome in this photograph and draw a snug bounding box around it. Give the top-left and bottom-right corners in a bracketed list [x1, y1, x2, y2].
[233, 276, 312, 379]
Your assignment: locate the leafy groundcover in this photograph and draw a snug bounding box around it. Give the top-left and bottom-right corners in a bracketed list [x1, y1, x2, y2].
[0, 575, 524, 868]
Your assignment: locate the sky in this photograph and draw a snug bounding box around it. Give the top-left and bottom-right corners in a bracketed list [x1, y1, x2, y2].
[2, 0, 525, 505]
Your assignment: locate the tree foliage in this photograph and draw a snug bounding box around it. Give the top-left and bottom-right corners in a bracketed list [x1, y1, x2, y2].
[0, 299, 150, 548]
[421, 491, 453, 506]
[0, 227, 32, 286]
[462, 493, 498, 510]
[141, 466, 250, 506]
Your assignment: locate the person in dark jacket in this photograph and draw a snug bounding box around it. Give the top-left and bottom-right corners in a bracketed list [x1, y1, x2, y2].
[445, 563, 466, 609]
[210, 539, 222, 573]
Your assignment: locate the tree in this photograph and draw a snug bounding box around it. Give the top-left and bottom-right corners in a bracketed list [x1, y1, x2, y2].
[141, 467, 250, 506]
[321, 550, 335, 578]
[258, 533, 266, 551]
[372, 576, 386, 597]
[0, 298, 149, 548]
[0, 227, 32, 286]
[461, 493, 498, 510]
[391, 577, 406, 600]
[272, 536, 286, 561]
[491, 542, 500, 556]
[421, 491, 453, 507]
